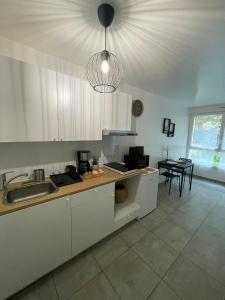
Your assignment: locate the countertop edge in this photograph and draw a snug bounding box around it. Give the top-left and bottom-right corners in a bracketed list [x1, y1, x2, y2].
[0, 167, 159, 216]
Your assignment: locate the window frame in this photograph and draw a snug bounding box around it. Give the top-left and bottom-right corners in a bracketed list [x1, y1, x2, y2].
[186, 109, 225, 166]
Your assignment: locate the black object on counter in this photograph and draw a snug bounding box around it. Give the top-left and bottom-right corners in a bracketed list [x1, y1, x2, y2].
[124, 154, 149, 169]
[77, 150, 91, 175]
[50, 171, 82, 187]
[129, 146, 144, 157]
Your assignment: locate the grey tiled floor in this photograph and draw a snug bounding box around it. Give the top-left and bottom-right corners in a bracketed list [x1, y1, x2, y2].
[11, 178, 225, 300]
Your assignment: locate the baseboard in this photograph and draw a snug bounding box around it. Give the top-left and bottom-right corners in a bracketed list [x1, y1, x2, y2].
[193, 174, 225, 186]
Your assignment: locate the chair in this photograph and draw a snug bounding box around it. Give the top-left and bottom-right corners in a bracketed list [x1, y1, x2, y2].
[173, 158, 192, 188]
[159, 168, 181, 195]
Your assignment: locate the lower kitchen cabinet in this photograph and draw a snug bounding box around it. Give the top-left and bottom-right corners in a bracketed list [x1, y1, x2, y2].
[0, 197, 71, 300]
[137, 170, 159, 218]
[70, 183, 114, 257]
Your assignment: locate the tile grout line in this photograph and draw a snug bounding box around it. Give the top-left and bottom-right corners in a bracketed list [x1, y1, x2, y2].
[140, 186, 220, 299]
[51, 274, 60, 300]
[157, 197, 220, 290]
[102, 269, 122, 300]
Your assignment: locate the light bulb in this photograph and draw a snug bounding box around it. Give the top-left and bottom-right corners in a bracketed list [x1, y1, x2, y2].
[101, 59, 110, 73]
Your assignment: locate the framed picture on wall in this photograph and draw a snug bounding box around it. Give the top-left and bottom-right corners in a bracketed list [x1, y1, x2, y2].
[167, 122, 175, 137]
[162, 118, 171, 134]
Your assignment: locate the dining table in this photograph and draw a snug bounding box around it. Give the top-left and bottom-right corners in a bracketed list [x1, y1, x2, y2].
[157, 159, 194, 197]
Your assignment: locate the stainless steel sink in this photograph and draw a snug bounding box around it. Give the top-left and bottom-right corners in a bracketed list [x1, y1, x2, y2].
[4, 181, 58, 204]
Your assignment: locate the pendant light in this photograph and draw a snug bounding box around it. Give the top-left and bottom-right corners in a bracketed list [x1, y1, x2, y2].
[87, 3, 123, 93]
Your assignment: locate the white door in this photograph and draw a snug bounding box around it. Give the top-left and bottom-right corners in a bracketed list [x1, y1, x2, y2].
[138, 171, 159, 218]
[0, 56, 26, 141]
[71, 183, 114, 257]
[0, 198, 71, 300]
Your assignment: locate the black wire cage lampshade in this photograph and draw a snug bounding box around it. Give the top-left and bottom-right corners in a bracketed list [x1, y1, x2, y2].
[87, 3, 123, 93]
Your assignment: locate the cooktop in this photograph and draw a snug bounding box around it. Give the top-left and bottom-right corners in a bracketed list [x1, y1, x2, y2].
[104, 162, 137, 175]
[50, 172, 83, 187]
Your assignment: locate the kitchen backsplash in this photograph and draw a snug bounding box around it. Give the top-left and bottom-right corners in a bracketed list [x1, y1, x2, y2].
[0, 136, 136, 180]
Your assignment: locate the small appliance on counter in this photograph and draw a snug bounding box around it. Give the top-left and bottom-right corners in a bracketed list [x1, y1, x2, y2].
[50, 165, 82, 187]
[104, 162, 137, 175]
[77, 150, 91, 175]
[33, 169, 45, 182]
[124, 146, 149, 169]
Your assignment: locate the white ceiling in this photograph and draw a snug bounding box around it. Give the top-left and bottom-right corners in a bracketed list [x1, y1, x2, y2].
[0, 0, 225, 103]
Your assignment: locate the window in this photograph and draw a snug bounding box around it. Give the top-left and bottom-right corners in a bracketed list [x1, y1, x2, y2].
[188, 111, 225, 168]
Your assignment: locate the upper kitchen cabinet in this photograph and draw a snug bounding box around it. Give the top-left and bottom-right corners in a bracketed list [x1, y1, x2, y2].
[22, 65, 58, 141]
[57, 73, 103, 141]
[0, 56, 26, 141]
[0, 55, 59, 142]
[103, 91, 132, 131]
[0, 55, 131, 142]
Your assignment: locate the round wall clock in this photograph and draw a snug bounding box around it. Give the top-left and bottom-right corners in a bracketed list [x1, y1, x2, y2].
[132, 99, 144, 117]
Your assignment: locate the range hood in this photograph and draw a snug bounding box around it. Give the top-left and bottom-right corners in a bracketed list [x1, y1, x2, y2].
[102, 129, 138, 136]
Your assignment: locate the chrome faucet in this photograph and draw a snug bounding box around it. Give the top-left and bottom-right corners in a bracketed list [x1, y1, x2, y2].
[0, 172, 28, 191]
[0, 171, 14, 191]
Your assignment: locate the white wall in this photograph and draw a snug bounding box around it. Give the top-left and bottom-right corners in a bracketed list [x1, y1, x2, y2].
[129, 86, 189, 167]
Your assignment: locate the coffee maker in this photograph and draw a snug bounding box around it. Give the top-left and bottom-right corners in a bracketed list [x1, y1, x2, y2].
[77, 150, 91, 174]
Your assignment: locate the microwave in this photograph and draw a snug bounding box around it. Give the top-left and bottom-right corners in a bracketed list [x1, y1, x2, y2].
[124, 154, 149, 169]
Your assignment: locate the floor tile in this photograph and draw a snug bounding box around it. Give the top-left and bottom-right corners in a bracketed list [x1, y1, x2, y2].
[164, 256, 225, 300]
[195, 223, 225, 252]
[11, 275, 57, 300]
[69, 273, 119, 300]
[152, 219, 192, 252]
[118, 220, 148, 246]
[105, 249, 160, 300]
[183, 235, 225, 285]
[204, 209, 225, 234]
[167, 209, 202, 234]
[178, 199, 214, 220]
[92, 233, 129, 269]
[139, 209, 167, 231]
[148, 281, 181, 300]
[132, 232, 179, 277]
[53, 251, 100, 300]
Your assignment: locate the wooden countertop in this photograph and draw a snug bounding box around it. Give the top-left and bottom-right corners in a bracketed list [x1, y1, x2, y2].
[0, 167, 158, 216]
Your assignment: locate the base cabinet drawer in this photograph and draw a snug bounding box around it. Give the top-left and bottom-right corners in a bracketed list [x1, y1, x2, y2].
[0, 198, 71, 300]
[71, 184, 114, 257]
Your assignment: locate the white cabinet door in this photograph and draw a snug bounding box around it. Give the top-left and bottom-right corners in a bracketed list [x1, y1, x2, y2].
[57, 72, 75, 141]
[0, 198, 71, 300]
[0, 56, 26, 141]
[103, 91, 132, 131]
[22, 63, 44, 141]
[57, 74, 102, 141]
[40, 68, 59, 141]
[71, 183, 114, 257]
[0, 57, 59, 142]
[22, 64, 59, 141]
[138, 171, 159, 218]
[81, 80, 103, 140]
[115, 91, 132, 131]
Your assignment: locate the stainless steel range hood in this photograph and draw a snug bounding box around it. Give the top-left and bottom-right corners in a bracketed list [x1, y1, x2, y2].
[102, 129, 138, 136]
